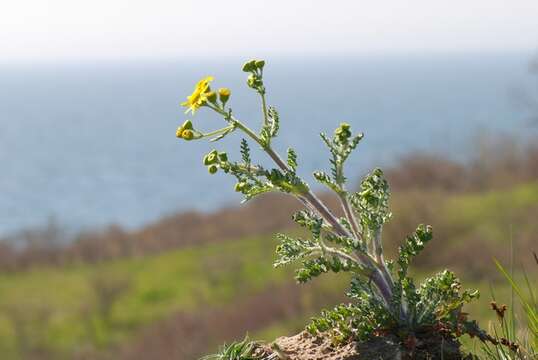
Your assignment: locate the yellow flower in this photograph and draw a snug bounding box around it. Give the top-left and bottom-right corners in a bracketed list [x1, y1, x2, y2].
[218, 88, 231, 105]
[181, 76, 214, 114]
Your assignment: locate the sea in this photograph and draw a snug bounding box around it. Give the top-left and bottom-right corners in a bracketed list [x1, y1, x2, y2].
[0, 52, 536, 237]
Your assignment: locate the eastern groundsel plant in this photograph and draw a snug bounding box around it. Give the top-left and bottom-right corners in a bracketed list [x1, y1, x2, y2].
[176, 59, 492, 350]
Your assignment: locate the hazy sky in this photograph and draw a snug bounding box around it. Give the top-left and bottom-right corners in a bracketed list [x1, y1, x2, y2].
[2, 0, 538, 62]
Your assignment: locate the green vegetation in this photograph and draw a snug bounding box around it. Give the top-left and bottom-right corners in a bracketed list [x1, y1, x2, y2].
[176, 59, 503, 358]
[0, 58, 535, 358]
[0, 182, 535, 358]
[0, 236, 296, 358]
[482, 259, 537, 359]
[200, 335, 273, 360]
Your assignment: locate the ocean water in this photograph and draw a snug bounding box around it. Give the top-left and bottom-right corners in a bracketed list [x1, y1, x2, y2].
[0, 52, 535, 237]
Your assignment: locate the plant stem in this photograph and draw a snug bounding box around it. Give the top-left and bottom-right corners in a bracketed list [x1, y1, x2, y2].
[208, 103, 395, 305]
[202, 125, 234, 138]
[340, 194, 363, 245]
[211, 106, 352, 239]
[260, 92, 269, 127]
[373, 228, 385, 265]
[372, 269, 393, 305]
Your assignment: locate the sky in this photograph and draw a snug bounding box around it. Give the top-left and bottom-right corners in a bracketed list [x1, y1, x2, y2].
[1, 0, 538, 63]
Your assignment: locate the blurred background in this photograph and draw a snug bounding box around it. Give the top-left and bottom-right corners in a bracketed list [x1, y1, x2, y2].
[1, 1, 537, 359]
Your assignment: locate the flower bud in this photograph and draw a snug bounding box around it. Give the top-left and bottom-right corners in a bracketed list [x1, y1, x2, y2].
[247, 74, 257, 88]
[181, 129, 194, 140]
[218, 88, 231, 105]
[176, 126, 184, 138]
[334, 123, 351, 142]
[255, 60, 265, 69]
[218, 152, 228, 162]
[234, 182, 245, 192]
[204, 150, 219, 165]
[208, 164, 218, 174]
[181, 119, 193, 130]
[242, 60, 256, 72]
[206, 91, 217, 104]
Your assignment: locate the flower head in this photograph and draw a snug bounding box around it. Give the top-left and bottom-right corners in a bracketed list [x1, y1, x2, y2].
[181, 76, 214, 114]
[176, 120, 200, 141]
[218, 88, 231, 105]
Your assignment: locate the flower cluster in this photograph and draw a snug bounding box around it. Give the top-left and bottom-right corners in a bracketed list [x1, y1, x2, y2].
[242, 59, 265, 93]
[181, 76, 213, 114]
[180, 75, 232, 115]
[176, 80, 234, 143]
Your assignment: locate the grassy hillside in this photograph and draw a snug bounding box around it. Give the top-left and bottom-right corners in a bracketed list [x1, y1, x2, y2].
[0, 232, 352, 359]
[0, 181, 536, 359]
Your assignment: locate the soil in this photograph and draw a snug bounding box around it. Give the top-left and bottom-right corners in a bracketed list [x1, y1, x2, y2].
[254, 330, 472, 360]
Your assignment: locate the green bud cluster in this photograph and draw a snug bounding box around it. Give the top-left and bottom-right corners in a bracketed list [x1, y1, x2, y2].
[176, 119, 203, 141]
[234, 181, 251, 193]
[334, 122, 352, 144]
[202, 149, 228, 175]
[242, 59, 265, 72]
[242, 59, 265, 93]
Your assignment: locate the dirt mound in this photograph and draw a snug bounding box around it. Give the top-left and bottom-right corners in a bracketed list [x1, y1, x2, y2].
[258, 330, 469, 360]
[269, 331, 360, 359]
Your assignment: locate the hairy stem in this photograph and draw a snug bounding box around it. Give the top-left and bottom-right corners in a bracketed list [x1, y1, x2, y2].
[202, 125, 234, 138]
[208, 104, 396, 308]
[372, 228, 384, 264]
[371, 269, 393, 306]
[212, 107, 352, 239]
[340, 194, 363, 245]
[260, 92, 269, 127]
[373, 227, 394, 289]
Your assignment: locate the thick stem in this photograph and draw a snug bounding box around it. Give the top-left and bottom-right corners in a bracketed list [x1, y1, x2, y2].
[373, 228, 384, 265]
[340, 194, 363, 244]
[205, 104, 398, 311]
[373, 227, 394, 289]
[302, 190, 351, 238]
[371, 268, 393, 305]
[319, 246, 393, 306]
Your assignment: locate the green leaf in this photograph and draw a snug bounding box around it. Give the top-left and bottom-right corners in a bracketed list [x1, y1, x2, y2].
[274, 233, 317, 268]
[240, 139, 251, 165]
[241, 183, 274, 202]
[397, 224, 433, 278]
[200, 334, 262, 360]
[350, 168, 392, 236]
[287, 148, 298, 172]
[259, 107, 280, 147]
[268, 106, 280, 138]
[291, 211, 323, 238]
[312, 170, 341, 194]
